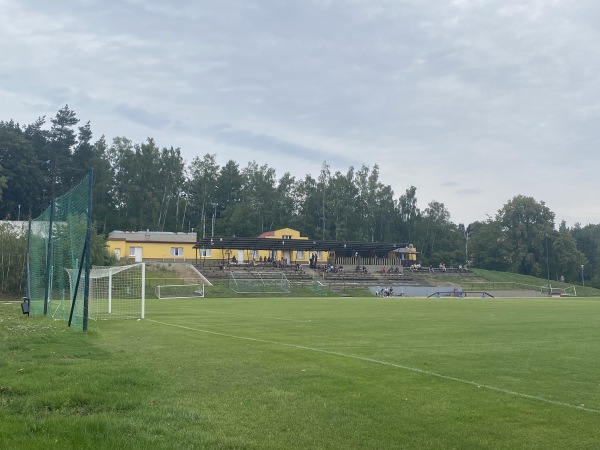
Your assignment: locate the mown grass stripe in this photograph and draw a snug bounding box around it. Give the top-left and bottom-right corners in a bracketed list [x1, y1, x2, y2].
[146, 318, 600, 415]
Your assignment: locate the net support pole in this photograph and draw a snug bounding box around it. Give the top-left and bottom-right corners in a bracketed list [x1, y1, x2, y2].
[43, 200, 55, 315]
[141, 263, 146, 319]
[82, 168, 94, 331]
[25, 219, 33, 304]
[108, 270, 112, 314]
[67, 169, 93, 330]
[68, 242, 88, 327]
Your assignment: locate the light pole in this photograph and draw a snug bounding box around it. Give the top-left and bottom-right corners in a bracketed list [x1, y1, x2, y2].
[17, 204, 21, 221]
[545, 234, 550, 290]
[211, 203, 218, 237]
[581, 264, 585, 287]
[459, 223, 470, 265]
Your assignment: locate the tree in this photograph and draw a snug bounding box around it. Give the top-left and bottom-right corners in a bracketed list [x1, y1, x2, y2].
[418, 200, 452, 263]
[90, 223, 114, 266]
[90, 136, 116, 233]
[0, 164, 6, 206]
[0, 120, 43, 219]
[294, 174, 320, 239]
[551, 221, 588, 283]
[570, 223, 600, 285]
[326, 168, 359, 240]
[240, 161, 277, 234]
[106, 136, 135, 228]
[496, 195, 555, 277]
[467, 219, 509, 271]
[156, 146, 185, 231]
[273, 172, 297, 230]
[355, 164, 393, 242]
[189, 154, 220, 237]
[0, 222, 27, 294]
[397, 186, 420, 243]
[67, 120, 94, 186]
[317, 161, 331, 239]
[211, 160, 243, 234]
[45, 105, 79, 198]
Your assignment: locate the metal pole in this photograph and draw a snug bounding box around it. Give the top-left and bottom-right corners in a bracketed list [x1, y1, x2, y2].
[581, 265, 585, 286]
[43, 200, 55, 315]
[83, 168, 94, 331]
[545, 234, 550, 290]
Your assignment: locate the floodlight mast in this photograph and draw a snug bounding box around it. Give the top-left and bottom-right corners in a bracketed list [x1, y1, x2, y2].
[545, 234, 550, 290]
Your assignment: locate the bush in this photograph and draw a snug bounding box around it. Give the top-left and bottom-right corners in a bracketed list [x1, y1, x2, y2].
[0, 222, 27, 294]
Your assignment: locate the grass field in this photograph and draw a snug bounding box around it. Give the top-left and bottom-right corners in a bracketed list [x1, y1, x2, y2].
[2, 296, 600, 449]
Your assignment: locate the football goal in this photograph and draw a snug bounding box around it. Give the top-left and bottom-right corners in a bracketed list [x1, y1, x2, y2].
[229, 270, 291, 294]
[541, 284, 577, 297]
[67, 263, 146, 319]
[311, 280, 328, 296]
[155, 284, 205, 299]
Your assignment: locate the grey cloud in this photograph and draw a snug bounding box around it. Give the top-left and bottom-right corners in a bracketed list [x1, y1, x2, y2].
[203, 123, 357, 168]
[114, 104, 171, 129]
[2, 0, 600, 225]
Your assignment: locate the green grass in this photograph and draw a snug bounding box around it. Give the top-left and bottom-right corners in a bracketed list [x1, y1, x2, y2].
[2, 296, 600, 449]
[470, 268, 600, 297]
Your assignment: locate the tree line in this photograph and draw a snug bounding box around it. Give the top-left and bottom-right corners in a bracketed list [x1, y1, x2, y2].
[1, 106, 599, 290]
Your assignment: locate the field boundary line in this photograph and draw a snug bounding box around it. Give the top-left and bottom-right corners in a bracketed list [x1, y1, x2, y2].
[146, 319, 600, 415]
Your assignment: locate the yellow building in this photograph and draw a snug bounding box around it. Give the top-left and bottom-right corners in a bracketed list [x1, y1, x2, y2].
[106, 231, 198, 262]
[106, 227, 415, 268]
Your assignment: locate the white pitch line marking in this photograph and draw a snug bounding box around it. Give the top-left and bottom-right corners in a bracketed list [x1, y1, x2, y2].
[197, 309, 313, 323]
[146, 319, 600, 414]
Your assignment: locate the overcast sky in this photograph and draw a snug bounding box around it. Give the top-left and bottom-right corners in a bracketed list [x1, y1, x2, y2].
[2, 0, 599, 227]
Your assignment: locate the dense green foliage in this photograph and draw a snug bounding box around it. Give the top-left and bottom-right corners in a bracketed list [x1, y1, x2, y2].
[0, 107, 598, 286]
[1, 298, 600, 449]
[0, 222, 111, 295]
[0, 223, 27, 294]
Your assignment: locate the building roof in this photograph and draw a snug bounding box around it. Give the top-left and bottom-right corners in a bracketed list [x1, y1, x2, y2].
[194, 236, 411, 254]
[108, 230, 197, 244]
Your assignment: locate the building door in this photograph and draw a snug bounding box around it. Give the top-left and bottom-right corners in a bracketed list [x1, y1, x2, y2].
[237, 250, 244, 263]
[114, 249, 121, 261]
[133, 247, 143, 262]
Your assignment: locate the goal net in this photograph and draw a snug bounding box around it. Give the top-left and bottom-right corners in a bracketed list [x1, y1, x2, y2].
[26, 172, 92, 330]
[67, 263, 146, 319]
[155, 284, 204, 299]
[541, 284, 577, 297]
[311, 280, 328, 296]
[229, 270, 291, 294]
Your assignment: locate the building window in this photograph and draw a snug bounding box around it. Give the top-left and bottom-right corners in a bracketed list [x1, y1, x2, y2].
[129, 247, 136, 256]
[201, 249, 211, 257]
[297, 250, 305, 259]
[252, 250, 258, 259]
[316, 251, 322, 260]
[282, 235, 292, 240]
[171, 247, 184, 257]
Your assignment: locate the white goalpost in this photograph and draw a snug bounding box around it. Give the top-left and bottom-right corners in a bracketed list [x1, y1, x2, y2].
[540, 284, 577, 297]
[67, 263, 146, 320]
